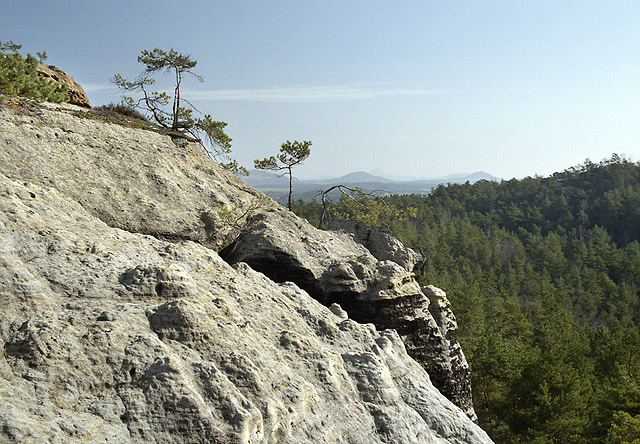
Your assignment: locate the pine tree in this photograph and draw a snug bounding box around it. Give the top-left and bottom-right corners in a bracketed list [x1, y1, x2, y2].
[113, 48, 244, 173]
[254, 140, 311, 210]
[0, 41, 68, 102]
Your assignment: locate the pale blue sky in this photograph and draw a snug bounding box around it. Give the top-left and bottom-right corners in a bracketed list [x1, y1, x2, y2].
[3, 1, 639, 179]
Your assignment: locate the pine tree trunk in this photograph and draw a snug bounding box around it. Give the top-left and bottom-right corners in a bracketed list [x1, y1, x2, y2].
[288, 167, 293, 210]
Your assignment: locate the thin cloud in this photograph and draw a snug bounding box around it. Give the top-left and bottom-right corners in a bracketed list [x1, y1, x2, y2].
[81, 83, 118, 93]
[182, 85, 455, 102]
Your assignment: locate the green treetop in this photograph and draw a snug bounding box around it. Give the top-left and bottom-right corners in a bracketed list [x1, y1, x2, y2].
[0, 40, 68, 102]
[255, 140, 312, 210]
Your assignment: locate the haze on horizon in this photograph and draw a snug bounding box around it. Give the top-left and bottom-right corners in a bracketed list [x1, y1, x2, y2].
[2, 1, 639, 180]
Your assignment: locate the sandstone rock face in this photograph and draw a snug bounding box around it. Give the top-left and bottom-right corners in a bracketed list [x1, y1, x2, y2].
[36, 63, 92, 108]
[0, 102, 492, 443]
[423, 285, 476, 421]
[329, 219, 426, 275]
[225, 209, 477, 421]
[0, 101, 267, 251]
[224, 209, 423, 304]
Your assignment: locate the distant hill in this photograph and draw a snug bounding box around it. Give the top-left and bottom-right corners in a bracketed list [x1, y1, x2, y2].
[458, 171, 500, 182]
[316, 171, 392, 184]
[242, 170, 500, 205]
[436, 171, 500, 182]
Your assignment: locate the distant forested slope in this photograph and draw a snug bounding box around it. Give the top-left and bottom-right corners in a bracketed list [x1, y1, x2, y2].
[293, 154, 640, 443]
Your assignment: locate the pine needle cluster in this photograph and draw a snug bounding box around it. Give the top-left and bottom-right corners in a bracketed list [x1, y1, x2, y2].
[0, 41, 68, 102]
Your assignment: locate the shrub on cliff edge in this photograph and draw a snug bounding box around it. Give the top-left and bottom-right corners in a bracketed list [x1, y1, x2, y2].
[94, 103, 149, 122]
[0, 41, 68, 102]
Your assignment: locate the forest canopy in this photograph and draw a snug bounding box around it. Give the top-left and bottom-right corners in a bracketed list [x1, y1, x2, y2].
[293, 155, 640, 443]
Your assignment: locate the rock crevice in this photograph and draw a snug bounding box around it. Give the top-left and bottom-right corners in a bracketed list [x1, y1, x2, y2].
[224, 209, 477, 421]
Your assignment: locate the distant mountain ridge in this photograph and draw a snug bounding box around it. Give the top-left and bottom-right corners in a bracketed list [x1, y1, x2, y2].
[242, 169, 500, 204]
[316, 171, 393, 184]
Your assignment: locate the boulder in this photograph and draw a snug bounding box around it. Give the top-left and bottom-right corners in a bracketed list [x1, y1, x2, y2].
[223, 208, 422, 303]
[0, 101, 268, 251]
[36, 63, 92, 108]
[329, 219, 426, 275]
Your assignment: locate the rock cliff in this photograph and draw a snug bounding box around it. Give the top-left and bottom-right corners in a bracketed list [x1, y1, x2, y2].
[225, 215, 475, 421]
[0, 100, 492, 443]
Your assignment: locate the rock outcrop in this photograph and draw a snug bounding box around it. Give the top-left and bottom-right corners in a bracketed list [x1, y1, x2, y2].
[329, 220, 425, 275]
[35, 63, 92, 108]
[225, 211, 476, 421]
[422, 285, 475, 420]
[0, 100, 492, 443]
[0, 100, 263, 251]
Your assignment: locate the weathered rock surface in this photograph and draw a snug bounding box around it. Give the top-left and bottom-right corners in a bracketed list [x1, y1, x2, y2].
[0, 101, 492, 443]
[423, 285, 476, 420]
[0, 101, 267, 251]
[223, 209, 423, 304]
[329, 219, 425, 275]
[36, 63, 92, 108]
[224, 210, 477, 421]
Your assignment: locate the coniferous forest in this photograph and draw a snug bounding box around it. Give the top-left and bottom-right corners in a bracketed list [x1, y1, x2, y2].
[293, 155, 640, 443]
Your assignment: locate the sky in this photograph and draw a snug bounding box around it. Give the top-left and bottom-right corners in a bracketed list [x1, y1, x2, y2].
[2, 1, 640, 180]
